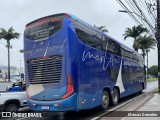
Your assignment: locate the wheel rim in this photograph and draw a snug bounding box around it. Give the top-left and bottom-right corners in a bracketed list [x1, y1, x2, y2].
[6, 105, 17, 112]
[102, 92, 109, 109]
[112, 89, 118, 104]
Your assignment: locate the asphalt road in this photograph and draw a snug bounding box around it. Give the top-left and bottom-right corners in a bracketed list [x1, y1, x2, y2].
[0, 81, 158, 120]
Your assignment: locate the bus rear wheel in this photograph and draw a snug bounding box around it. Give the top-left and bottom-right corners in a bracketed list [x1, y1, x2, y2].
[101, 90, 109, 110]
[139, 83, 144, 94]
[111, 88, 119, 106]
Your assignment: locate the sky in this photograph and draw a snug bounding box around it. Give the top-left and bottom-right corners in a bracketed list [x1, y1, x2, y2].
[0, 0, 157, 69]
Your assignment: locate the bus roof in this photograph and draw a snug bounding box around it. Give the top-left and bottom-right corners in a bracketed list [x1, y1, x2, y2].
[25, 13, 143, 59]
[67, 13, 144, 58]
[67, 13, 141, 54]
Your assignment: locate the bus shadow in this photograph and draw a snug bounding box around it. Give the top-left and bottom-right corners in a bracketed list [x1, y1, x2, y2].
[39, 92, 143, 120]
[64, 92, 143, 119]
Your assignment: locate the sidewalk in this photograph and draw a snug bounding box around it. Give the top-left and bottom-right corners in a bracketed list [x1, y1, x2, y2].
[138, 93, 160, 111]
[121, 93, 160, 120]
[100, 91, 160, 120]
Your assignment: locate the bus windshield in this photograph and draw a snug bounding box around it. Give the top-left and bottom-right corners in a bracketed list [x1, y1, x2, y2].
[24, 17, 63, 41]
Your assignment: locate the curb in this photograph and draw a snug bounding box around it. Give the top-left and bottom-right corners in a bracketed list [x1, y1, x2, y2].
[91, 88, 158, 120]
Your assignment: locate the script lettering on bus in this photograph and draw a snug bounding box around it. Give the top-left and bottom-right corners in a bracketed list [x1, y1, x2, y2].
[24, 48, 45, 56]
[24, 39, 68, 56]
[43, 39, 68, 56]
[82, 51, 120, 70]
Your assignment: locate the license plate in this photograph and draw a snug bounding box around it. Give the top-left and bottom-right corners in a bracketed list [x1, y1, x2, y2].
[41, 106, 49, 109]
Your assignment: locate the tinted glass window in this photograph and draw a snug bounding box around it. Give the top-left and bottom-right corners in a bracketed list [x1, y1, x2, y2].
[121, 48, 132, 59]
[75, 28, 95, 47]
[94, 34, 103, 50]
[73, 21, 120, 55]
[102, 37, 109, 51]
[107, 39, 120, 55]
[25, 17, 63, 41]
[74, 21, 102, 49]
[121, 47, 140, 62]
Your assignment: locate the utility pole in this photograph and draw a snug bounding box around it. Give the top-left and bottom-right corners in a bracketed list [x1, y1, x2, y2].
[20, 60, 22, 75]
[157, 0, 160, 92]
[20, 60, 22, 82]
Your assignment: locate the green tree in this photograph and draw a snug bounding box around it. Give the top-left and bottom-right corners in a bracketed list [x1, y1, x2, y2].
[0, 27, 20, 82]
[148, 65, 158, 77]
[136, 35, 156, 59]
[94, 25, 108, 33]
[0, 69, 2, 73]
[123, 25, 148, 51]
[136, 35, 156, 78]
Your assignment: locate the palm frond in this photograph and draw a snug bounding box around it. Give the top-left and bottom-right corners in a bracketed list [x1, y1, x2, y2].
[123, 25, 148, 41]
[136, 35, 156, 56]
[0, 27, 20, 41]
[94, 25, 108, 33]
[0, 28, 7, 39]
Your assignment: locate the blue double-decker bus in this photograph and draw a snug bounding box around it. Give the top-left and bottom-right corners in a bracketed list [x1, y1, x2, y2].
[24, 13, 146, 111]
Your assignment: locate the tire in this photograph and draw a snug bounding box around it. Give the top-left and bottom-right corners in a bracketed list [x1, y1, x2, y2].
[139, 84, 144, 94]
[139, 90, 143, 94]
[111, 88, 119, 106]
[5, 103, 18, 112]
[101, 90, 110, 110]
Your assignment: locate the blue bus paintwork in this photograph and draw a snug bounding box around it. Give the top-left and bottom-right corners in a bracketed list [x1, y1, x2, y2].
[24, 13, 145, 111]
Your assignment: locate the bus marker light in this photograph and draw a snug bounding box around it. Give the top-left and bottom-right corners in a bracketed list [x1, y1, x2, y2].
[81, 102, 84, 104]
[80, 99, 86, 104]
[54, 104, 61, 107]
[64, 14, 69, 17]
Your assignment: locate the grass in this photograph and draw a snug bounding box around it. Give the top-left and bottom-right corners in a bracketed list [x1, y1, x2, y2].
[0, 81, 12, 83]
[147, 77, 157, 82]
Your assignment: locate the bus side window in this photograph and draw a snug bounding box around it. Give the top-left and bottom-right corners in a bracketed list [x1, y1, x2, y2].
[75, 28, 95, 47]
[102, 42, 107, 51]
[75, 28, 85, 43]
[107, 40, 119, 55]
[94, 34, 103, 50]
[102, 36, 109, 51]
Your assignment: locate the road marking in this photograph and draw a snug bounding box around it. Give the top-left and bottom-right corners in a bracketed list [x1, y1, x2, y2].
[91, 97, 137, 120]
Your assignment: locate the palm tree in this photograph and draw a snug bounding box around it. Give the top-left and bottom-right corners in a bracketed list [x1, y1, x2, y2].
[136, 35, 156, 59]
[136, 35, 156, 78]
[123, 25, 148, 51]
[94, 25, 108, 33]
[0, 27, 20, 82]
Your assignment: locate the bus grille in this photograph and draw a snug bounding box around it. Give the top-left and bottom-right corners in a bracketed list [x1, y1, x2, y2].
[27, 56, 62, 84]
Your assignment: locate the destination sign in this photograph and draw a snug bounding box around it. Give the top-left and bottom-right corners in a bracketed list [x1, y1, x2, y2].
[25, 17, 62, 41]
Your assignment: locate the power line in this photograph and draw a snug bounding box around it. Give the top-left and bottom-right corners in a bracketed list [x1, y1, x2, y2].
[124, 0, 155, 36]
[117, 0, 142, 25]
[116, 0, 156, 38]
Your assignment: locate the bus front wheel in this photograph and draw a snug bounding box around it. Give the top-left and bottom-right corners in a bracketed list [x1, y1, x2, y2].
[101, 90, 110, 110]
[111, 88, 119, 106]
